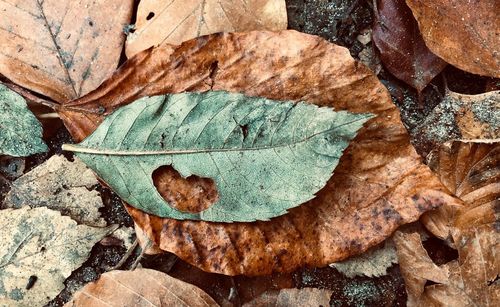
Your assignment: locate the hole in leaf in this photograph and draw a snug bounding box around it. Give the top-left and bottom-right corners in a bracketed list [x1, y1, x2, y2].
[152, 165, 219, 213]
[240, 124, 249, 139]
[146, 12, 155, 20]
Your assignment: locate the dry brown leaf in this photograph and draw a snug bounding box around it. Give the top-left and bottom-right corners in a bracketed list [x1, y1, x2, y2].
[395, 226, 499, 307]
[59, 31, 461, 275]
[393, 231, 449, 306]
[243, 288, 333, 307]
[405, 0, 500, 78]
[2, 155, 105, 227]
[125, 0, 287, 57]
[0, 207, 114, 306]
[413, 90, 499, 154]
[0, 0, 133, 102]
[65, 268, 219, 307]
[423, 140, 499, 242]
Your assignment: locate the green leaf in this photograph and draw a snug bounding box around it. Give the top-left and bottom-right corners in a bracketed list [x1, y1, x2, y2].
[0, 84, 48, 156]
[64, 91, 373, 222]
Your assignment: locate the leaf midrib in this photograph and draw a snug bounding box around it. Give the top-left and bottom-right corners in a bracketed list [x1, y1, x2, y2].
[63, 116, 368, 156]
[36, 0, 78, 97]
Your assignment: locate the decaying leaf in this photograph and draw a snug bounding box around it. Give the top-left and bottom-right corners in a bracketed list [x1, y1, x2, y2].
[125, 0, 287, 57]
[395, 228, 499, 307]
[0, 0, 133, 102]
[0, 84, 47, 156]
[0, 207, 114, 307]
[3, 155, 105, 227]
[330, 239, 398, 278]
[406, 0, 500, 78]
[59, 31, 461, 275]
[65, 268, 219, 307]
[372, 0, 447, 92]
[423, 140, 499, 242]
[243, 288, 333, 307]
[66, 91, 372, 222]
[413, 90, 499, 154]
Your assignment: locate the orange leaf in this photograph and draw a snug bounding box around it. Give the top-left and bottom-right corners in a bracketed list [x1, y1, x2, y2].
[406, 0, 500, 78]
[59, 31, 461, 275]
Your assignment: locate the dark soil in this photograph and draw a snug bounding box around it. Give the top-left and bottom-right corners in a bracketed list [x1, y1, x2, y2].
[2, 0, 490, 306]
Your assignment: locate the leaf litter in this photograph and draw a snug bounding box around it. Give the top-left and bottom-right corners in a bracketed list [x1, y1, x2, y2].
[0, 0, 497, 305]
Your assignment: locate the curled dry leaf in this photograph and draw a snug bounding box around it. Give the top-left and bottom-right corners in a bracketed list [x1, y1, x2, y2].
[65, 268, 219, 307]
[0, 84, 47, 156]
[423, 140, 499, 242]
[243, 288, 333, 307]
[59, 31, 461, 275]
[0, 0, 133, 102]
[372, 0, 447, 92]
[3, 155, 106, 227]
[413, 90, 499, 155]
[406, 0, 500, 78]
[393, 231, 449, 306]
[125, 0, 287, 57]
[395, 227, 499, 307]
[330, 239, 398, 278]
[0, 207, 114, 307]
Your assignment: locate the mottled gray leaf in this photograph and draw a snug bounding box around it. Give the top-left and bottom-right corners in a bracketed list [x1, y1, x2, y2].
[243, 288, 333, 307]
[0, 207, 115, 306]
[64, 91, 372, 222]
[3, 155, 105, 227]
[330, 239, 398, 278]
[0, 84, 47, 156]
